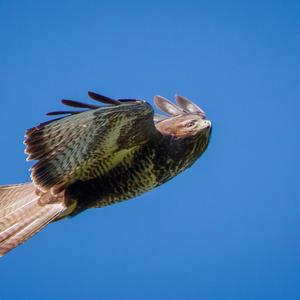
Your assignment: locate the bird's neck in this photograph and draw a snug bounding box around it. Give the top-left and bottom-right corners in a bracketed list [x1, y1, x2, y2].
[153, 133, 209, 184]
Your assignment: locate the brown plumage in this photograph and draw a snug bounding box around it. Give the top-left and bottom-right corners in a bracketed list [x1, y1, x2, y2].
[0, 91, 212, 256]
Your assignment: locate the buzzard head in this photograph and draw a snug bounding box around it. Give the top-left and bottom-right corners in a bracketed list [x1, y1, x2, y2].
[154, 95, 211, 139]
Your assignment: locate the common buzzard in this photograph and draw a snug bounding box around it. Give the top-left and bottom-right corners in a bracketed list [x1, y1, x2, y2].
[0, 91, 211, 256]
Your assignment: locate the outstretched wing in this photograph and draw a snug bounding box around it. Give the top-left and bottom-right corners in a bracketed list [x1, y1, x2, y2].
[25, 92, 158, 194]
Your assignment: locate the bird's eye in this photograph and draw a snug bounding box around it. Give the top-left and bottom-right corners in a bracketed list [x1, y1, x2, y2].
[185, 120, 196, 128]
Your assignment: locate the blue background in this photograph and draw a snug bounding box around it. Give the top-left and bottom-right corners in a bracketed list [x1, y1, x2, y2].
[0, 1, 299, 299]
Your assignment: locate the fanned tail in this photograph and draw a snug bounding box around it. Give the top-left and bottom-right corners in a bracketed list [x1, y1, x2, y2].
[0, 183, 66, 256]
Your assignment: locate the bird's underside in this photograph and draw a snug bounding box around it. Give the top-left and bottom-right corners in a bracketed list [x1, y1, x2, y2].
[0, 91, 211, 256]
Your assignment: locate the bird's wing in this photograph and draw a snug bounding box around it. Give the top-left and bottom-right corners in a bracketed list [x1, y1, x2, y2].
[25, 94, 158, 194]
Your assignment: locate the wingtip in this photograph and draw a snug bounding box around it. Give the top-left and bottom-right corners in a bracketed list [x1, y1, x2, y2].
[87, 91, 98, 99]
[153, 95, 167, 104]
[175, 94, 206, 116]
[88, 91, 121, 105]
[153, 95, 184, 116]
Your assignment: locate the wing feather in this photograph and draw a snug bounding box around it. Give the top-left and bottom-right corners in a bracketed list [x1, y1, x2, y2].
[175, 95, 205, 117]
[25, 101, 157, 193]
[61, 99, 100, 109]
[154, 96, 183, 116]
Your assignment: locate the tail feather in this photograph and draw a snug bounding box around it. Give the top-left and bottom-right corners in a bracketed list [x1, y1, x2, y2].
[0, 184, 36, 213]
[0, 183, 66, 256]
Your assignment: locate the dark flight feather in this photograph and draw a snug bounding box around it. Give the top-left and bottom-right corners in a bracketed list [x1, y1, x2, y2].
[88, 91, 121, 105]
[61, 99, 100, 109]
[46, 110, 85, 116]
[25, 100, 157, 194]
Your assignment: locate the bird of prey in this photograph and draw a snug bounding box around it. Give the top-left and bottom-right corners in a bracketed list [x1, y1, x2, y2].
[0, 91, 211, 256]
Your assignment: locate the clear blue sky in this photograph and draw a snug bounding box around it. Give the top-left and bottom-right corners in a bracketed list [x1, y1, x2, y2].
[0, 1, 299, 299]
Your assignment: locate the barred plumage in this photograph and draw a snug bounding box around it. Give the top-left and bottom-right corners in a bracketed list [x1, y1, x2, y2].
[0, 91, 211, 256]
